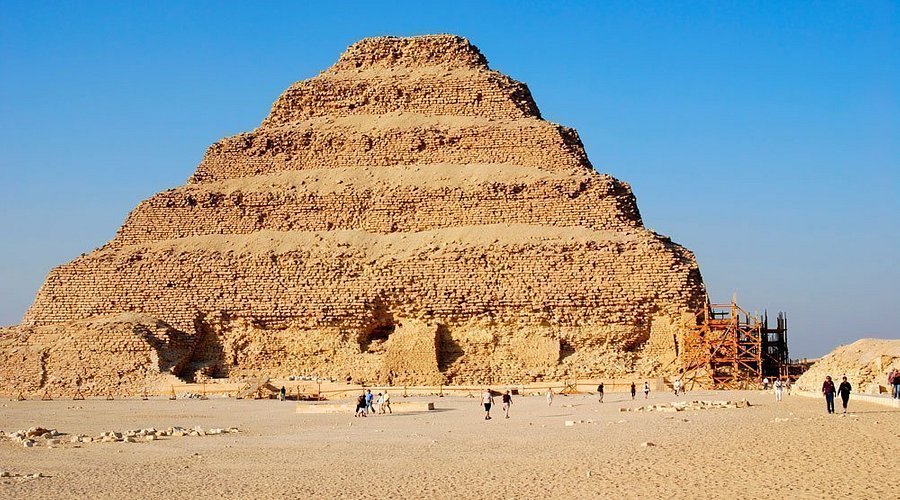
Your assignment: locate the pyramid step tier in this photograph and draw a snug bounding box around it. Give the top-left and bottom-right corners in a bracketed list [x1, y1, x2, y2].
[111, 166, 641, 247]
[192, 115, 588, 182]
[25, 225, 704, 335]
[262, 68, 540, 126]
[326, 35, 490, 73]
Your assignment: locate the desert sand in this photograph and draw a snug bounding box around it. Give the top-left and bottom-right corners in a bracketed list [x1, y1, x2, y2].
[1, 389, 897, 499]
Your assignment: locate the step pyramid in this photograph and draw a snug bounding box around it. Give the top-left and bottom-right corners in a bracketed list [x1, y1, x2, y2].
[14, 35, 705, 390]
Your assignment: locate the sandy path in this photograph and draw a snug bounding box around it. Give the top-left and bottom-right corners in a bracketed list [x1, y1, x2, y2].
[1, 390, 897, 499]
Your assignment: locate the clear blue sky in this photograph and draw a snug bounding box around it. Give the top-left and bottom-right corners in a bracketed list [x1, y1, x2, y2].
[1, 2, 897, 358]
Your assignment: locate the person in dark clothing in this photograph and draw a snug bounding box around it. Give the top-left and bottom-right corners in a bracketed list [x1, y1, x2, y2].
[502, 390, 512, 418]
[630, 382, 636, 400]
[890, 369, 900, 399]
[838, 377, 852, 413]
[279, 386, 286, 401]
[355, 393, 367, 417]
[597, 383, 604, 403]
[822, 376, 836, 414]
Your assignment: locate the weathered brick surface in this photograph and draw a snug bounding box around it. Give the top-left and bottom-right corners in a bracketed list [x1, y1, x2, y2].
[0, 314, 190, 397]
[327, 35, 489, 72]
[192, 117, 589, 182]
[110, 171, 641, 247]
[9, 35, 707, 393]
[263, 70, 540, 125]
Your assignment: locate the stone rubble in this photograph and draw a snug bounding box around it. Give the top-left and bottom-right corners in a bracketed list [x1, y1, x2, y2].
[619, 400, 752, 413]
[3, 426, 239, 448]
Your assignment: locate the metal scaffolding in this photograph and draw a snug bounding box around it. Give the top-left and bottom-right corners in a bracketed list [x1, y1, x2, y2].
[679, 300, 789, 389]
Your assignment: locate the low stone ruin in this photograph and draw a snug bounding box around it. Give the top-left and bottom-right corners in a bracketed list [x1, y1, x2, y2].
[619, 400, 752, 412]
[2, 425, 239, 448]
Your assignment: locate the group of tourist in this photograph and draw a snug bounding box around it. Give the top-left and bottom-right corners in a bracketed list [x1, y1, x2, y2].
[764, 377, 791, 401]
[350, 369, 899, 420]
[354, 389, 392, 417]
[888, 369, 900, 399]
[481, 389, 514, 420]
[821, 375, 852, 414]
[819, 369, 900, 413]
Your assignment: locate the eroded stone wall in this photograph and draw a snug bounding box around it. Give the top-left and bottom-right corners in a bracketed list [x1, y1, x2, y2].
[191, 119, 590, 182]
[263, 70, 540, 125]
[0, 314, 191, 397]
[109, 173, 641, 247]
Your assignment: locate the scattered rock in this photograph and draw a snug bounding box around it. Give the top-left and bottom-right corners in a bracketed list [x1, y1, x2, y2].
[25, 427, 50, 438]
[621, 400, 752, 413]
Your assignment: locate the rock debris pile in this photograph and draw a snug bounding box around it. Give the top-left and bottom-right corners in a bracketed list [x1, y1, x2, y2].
[620, 400, 751, 412]
[795, 339, 900, 394]
[2, 426, 239, 448]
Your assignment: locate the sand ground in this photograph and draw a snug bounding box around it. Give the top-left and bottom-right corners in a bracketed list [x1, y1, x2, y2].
[1, 390, 897, 499]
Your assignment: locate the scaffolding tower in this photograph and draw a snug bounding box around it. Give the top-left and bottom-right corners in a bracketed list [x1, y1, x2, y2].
[679, 300, 789, 389]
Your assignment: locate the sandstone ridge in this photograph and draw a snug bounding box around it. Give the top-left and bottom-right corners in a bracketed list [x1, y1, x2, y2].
[6, 35, 706, 395]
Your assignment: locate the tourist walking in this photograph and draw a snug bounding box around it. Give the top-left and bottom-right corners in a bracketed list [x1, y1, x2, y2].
[895, 369, 900, 399]
[482, 388, 495, 420]
[375, 392, 384, 413]
[890, 369, 900, 399]
[355, 393, 367, 417]
[773, 378, 784, 402]
[673, 378, 681, 396]
[785, 378, 792, 395]
[365, 389, 375, 414]
[838, 377, 852, 413]
[381, 390, 392, 414]
[822, 376, 836, 414]
[762, 377, 770, 391]
[643, 381, 650, 399]
[502, 390, 512, 418]
[279, 386, 286, 401]
[597, 383, 604, 403]
[630, 382, 636, 400]
[889, 369, 896, 398]
[546, 388, 554, 406]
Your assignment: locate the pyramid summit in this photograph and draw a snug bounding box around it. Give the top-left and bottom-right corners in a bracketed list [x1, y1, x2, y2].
[3, 35, 705, 395]
[329, 35, 491, 72]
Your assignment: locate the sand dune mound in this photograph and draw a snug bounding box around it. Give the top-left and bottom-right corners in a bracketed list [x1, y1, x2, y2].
[9, 35, 706, 394]
[795, 338, 900, 394]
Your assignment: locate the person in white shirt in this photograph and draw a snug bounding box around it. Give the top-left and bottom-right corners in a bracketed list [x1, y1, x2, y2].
[481, 389, 495, 420]
[773, 379, 784, 401]
[643, 381, 650, 399]
[673, 378, 682, 396]
[380, 390, 392, 414]
[546, 388, 554, 406]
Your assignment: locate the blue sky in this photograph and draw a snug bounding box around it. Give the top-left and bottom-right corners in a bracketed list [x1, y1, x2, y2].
[1, 2, 897, 357]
